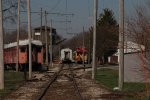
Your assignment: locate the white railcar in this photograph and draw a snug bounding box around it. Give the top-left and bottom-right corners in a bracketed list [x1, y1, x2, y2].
[60, 48, 74, 63]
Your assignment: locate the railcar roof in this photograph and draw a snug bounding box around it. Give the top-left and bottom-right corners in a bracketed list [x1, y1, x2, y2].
[4, 39, 42, 49]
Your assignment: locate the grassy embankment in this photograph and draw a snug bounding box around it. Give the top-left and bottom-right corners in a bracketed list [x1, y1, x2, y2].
[0, 71, 25, 98]
[95, 68, 150, 100]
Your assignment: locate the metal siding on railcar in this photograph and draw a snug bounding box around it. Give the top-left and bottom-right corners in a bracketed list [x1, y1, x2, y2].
[4, 40, 43, 70]
[60, 48, 74, 63]
[73, 47, 88, 64]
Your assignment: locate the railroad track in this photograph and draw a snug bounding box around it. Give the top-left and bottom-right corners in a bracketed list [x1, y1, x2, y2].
[35, 63, 83, 100]
[68, 64, 83, 100]
[3, 71, 54, 100]
[4, 64, 120, 100]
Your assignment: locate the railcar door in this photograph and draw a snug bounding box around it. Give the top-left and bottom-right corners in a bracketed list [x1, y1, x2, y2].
[64, 51, 70, 60]
[37, 47, 43, 64]
[19, 46, 27, 64]
[32, 46, 38, 63]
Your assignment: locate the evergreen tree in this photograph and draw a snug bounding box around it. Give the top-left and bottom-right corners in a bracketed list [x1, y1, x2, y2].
[96, 8, 119, 63]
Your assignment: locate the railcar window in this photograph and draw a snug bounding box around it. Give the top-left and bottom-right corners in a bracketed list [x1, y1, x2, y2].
[20, 47, 26, 52]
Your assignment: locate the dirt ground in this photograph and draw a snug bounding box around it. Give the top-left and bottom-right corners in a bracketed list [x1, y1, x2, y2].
[4, 64, 123, 100]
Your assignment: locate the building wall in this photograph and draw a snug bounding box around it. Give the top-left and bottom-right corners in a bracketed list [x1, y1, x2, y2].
[33, 26, 56, 45]
[124, 53, 150, 82]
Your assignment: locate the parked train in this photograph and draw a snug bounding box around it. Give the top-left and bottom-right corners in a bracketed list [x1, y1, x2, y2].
[74, 47, 88, 64]
[4, 39, 43, 70]
[60, 48, 74, 63]
[60, 47, 88, 64]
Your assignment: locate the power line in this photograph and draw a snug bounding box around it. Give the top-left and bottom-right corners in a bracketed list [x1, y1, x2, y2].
[21, 10, 41, 14]
[48, 0, 62, 12]
[4, 28, 17, 30]
[52, 20, 71, 23]
[20, 10, 74, 16]
[31, 0, 61, 12]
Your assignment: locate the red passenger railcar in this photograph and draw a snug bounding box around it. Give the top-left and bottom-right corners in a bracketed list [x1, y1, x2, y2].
[4, 40, 43, 70]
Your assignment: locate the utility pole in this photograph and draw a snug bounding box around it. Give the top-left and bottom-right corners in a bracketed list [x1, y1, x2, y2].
[45, 11, 48, 69]
[118, 0, 124, 91]
[40, 8, 42, 41]
[50, 20, 53, 67]
[16, 0, 20, 72]
[92, 0, 98, 79]
[88, 31, 91, 64]
[27, 0, 32, 79]
[65, 0, 68, 34]
[0, 0, 4, 89]
[82, 27, 85, 71]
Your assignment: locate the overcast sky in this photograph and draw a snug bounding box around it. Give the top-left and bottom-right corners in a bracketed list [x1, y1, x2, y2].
[19, 0, 147, 38]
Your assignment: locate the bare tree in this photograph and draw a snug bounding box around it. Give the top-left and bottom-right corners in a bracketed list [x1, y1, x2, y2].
[3, 0, 26, 23]
[61, 33, 83, 50]
[4, 28, 28, 44]
[127, 1, 150, 70]
[127, 4, 150, 51]
[3, 0, 26, 45]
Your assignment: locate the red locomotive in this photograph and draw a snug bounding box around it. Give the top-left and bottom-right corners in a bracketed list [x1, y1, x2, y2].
[73, 47, 88, 64]
[4, 39, 43, 70]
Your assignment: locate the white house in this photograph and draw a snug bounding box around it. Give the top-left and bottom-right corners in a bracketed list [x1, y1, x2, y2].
[108, 41, 145, 64]
[108, 41, 150, 82]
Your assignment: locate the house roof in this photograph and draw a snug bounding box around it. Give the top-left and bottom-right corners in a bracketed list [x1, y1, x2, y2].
[113, 41, 145, 56]
[124, 41, 145, 53]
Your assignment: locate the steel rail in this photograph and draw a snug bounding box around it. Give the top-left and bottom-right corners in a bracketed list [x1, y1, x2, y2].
[35, 63, 83, 100]
[68, 64, 83, 100]
[35, 64, 64, 100]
